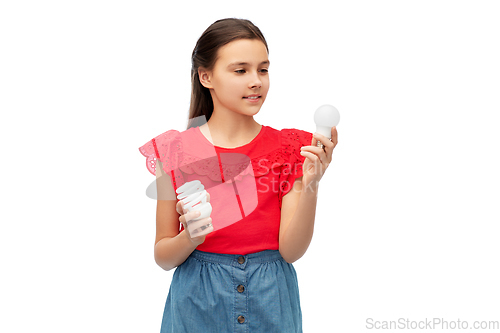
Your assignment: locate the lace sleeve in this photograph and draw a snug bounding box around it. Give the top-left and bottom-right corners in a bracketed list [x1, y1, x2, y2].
[138, 129, 182, 176]
[278, 128, 313, 207]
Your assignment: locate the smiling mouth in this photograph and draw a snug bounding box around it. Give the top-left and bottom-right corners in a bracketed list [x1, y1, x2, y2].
[243, 96, 261, 99]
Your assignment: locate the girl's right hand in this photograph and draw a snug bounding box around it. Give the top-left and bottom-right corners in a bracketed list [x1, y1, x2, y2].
[176, 192, 213, 246]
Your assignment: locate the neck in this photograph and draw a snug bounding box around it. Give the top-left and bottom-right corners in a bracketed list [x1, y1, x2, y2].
[203, 112, 261, 144]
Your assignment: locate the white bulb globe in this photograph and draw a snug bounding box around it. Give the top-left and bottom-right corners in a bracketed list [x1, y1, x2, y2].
[314, 104, 340, 139]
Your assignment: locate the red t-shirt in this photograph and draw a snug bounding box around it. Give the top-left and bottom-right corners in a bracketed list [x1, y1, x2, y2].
[139, 125, 313, 255]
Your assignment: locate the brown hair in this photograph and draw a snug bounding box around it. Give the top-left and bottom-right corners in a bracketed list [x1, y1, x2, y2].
[186, 18, 268, 129]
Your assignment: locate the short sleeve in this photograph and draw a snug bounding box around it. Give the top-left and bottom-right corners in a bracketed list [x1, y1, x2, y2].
[278, 128, 313, 207]
[138, 129, 182, 176]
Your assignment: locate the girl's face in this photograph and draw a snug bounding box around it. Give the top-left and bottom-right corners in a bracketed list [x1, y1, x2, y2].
[200, 39, 270, 117]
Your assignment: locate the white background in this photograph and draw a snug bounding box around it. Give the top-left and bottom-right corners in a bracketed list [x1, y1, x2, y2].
[1, 1, 499, 332]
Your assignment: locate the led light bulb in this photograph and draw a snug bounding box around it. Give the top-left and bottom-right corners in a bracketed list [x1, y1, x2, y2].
[313, 104, 340, 149]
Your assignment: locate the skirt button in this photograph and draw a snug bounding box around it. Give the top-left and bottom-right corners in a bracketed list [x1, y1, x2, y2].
[237, 315, 245, 324]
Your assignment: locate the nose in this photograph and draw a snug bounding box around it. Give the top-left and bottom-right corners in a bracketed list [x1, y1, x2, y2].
[249, 71, 262, 89]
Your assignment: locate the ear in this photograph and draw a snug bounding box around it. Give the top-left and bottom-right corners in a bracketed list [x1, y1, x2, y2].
[198, 67, 213, 89]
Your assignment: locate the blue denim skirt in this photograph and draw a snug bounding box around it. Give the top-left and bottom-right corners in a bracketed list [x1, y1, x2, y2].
[160, 249, 302, 333]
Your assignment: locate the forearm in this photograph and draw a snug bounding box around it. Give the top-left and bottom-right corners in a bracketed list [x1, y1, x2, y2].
[154, 230, 198, 271]
[279, 185, 319, 263]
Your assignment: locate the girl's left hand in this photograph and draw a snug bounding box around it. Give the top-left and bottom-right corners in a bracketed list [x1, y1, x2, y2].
[299, 126, 338, 191]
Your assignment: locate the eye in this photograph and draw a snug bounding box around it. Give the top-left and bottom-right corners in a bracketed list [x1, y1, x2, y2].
[259, 68, 269, 74]
[235, 69, 246, 74]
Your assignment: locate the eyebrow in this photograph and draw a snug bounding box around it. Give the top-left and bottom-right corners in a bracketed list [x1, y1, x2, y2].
[227, 60, 270, 68]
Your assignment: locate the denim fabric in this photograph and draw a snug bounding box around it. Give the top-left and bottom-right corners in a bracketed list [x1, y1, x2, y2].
[160, 249, 302, 333]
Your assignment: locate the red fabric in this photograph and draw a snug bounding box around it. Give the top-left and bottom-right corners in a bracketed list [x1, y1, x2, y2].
[138, 125, 313, 255]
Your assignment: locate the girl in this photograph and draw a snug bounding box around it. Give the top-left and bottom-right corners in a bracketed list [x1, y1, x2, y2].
[139, 18, 338, 333]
